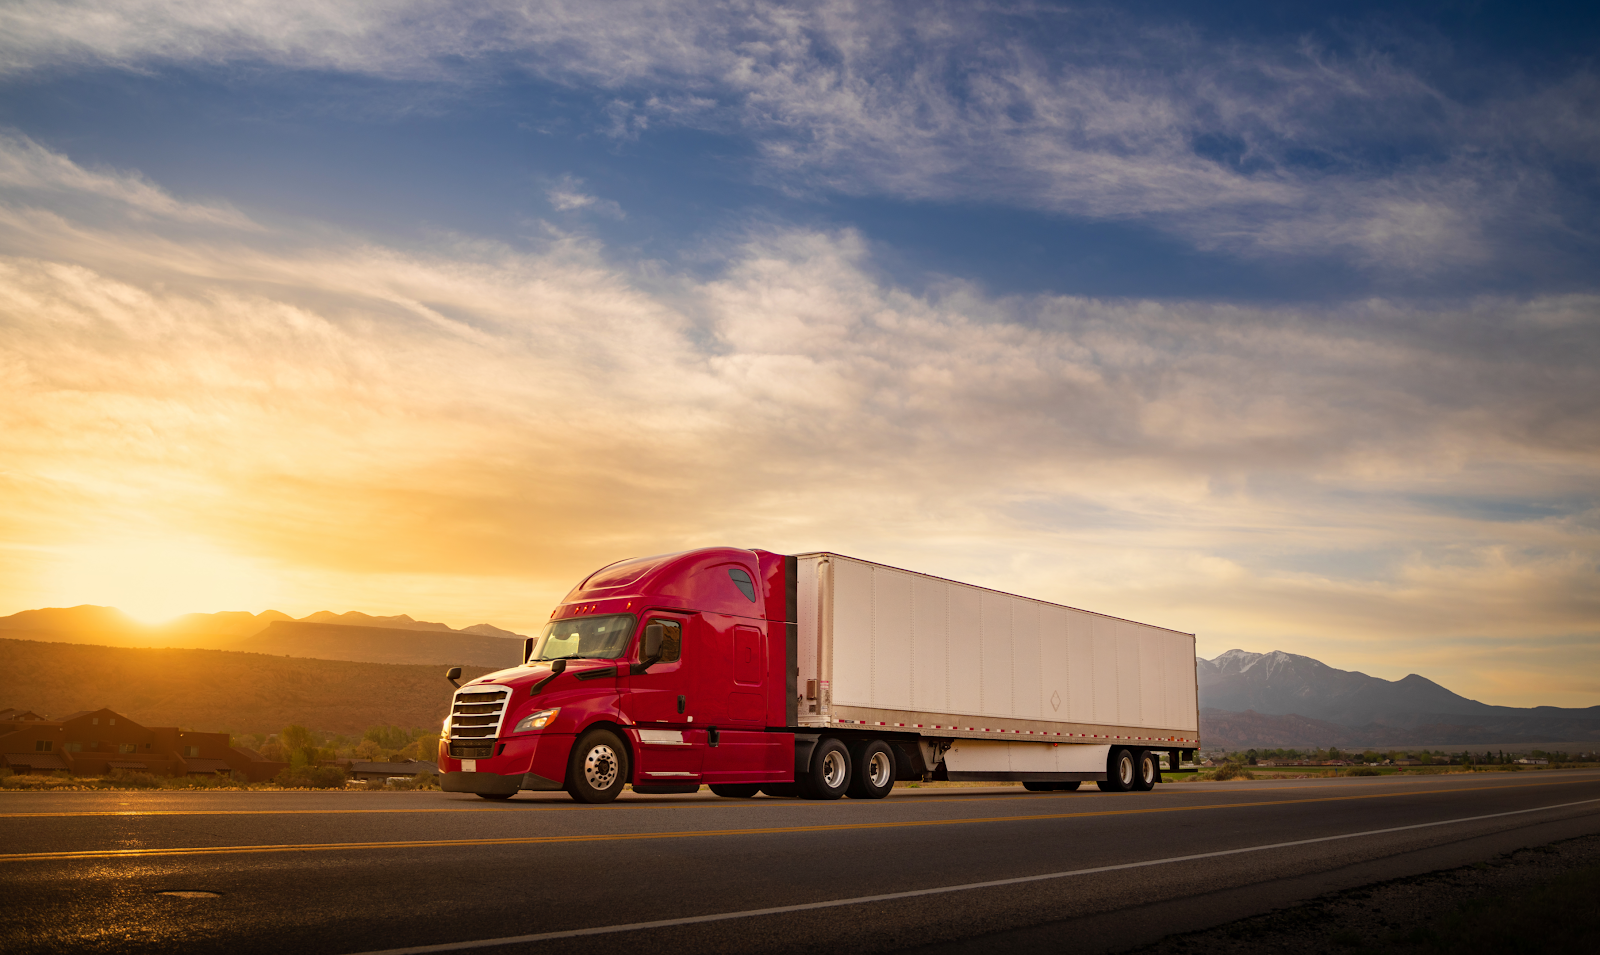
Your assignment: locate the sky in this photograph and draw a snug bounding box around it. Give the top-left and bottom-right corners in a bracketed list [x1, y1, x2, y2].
[0, 1, 1596, 707]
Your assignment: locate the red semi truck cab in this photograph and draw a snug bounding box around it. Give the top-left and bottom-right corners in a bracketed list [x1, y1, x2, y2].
[439, 547, 802, 802]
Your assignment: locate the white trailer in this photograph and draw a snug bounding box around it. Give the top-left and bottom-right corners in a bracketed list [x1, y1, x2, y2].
[792, 552, 1199, 791]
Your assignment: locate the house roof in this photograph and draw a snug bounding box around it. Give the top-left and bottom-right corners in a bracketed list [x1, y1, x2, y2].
[3, 753, 68, 770]
[182, 758, 232, 773]
[351, 761, 439, 774]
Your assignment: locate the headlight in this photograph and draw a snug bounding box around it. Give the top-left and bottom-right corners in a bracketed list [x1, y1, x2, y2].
[512, 708, 560, 734]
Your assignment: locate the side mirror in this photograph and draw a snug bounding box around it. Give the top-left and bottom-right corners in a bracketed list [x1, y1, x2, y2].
[634, 623, 665, 676]
[523, 637, 534, 664]
[446, 666, 462, 689]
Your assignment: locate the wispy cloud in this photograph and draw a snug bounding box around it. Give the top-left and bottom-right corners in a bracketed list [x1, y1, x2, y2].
[1, 137, 1595, 702]
[546, 174, 624, 218]
[3, 3, 1594, 273]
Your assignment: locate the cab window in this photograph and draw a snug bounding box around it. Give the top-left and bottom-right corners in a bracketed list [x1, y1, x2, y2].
[645, 619, 683, 664]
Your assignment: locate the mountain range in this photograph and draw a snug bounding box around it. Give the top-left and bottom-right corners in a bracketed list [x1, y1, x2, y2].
[1196, 649, 1600, 749]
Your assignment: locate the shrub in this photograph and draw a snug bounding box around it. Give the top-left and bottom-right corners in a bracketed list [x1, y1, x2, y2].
[1210, 762, 1255, 781]
[274, 765, 348, 789]
[1345, 767, 1381, 776]
[100, 769, 162, 789]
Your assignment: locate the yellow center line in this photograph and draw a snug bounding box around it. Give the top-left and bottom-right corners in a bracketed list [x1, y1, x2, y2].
[3, 776, 1595, 864]
[1, 772, 1593, 819]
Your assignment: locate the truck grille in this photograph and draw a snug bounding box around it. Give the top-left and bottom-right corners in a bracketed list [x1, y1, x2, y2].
[447, 685, 510, 756]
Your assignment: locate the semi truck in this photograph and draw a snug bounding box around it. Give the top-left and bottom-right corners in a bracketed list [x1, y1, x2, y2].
[439, 548, 1199, 803]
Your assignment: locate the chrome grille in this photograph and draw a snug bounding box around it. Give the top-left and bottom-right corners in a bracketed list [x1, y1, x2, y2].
[448, 685, 510, 751]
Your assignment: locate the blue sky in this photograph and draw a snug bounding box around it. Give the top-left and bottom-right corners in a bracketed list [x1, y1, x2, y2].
[0, 1, 1596, 705]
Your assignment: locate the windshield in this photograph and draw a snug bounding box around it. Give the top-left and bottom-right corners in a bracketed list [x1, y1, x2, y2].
[528, 614, 636, 663]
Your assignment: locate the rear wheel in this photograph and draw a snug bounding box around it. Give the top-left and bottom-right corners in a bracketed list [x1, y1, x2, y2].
[801, 738, 851, 800]
[1023, 782, 1052, 792]
[476, 792, 513, 801]
[1097, 748, 1135, 792]
[846, 739, 895, 799]
[1133, 750, 1157, 791]
[759, 784, 800, 798]
[566, 729, 628, 803]
[709, 784, 760, 798]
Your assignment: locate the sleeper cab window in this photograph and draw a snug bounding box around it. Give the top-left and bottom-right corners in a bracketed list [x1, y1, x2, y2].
[728, 566, 757, 602]
[647, 620, 683, 663]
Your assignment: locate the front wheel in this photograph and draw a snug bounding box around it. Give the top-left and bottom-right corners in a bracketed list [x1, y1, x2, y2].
[476, 792, 514, 801]
[566, 729, 629, 803]
[800, 738, 851, 800]
[710, 784, 760, 798]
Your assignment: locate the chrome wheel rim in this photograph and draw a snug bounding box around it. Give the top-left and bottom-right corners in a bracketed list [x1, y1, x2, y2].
[1141, 756, 1155, 784]
[583, 743, 619, 790]
[1117, 755, 1134, 786]
[868, 751, 892, 788]
[821, 749, 847, 789]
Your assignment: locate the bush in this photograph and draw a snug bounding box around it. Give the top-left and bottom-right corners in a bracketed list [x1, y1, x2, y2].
[274, 765, 348, 789]
[1209, 762, 1255, 781]
[99, 769, 162, 789]
[1345, 767, 1381, 776]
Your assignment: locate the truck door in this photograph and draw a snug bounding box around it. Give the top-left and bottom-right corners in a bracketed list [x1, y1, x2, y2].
[621, 614, 703, 784]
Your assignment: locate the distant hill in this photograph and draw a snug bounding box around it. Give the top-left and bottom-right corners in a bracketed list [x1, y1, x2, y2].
[0, 638, 494, 736]
[238, 621, 528, 669]
[0, 605, 530, 654]
[1198, 649, 1600, 748]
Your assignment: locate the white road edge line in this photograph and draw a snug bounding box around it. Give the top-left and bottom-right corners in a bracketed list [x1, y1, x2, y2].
[349, 796, 1600, 955]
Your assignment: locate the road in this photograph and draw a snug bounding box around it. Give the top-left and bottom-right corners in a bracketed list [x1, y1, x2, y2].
[3, 771, 1599, 955]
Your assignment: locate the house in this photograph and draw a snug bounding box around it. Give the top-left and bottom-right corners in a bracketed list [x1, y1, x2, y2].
[1515, 758, 1549, 765]
[0, 707, 287, 781]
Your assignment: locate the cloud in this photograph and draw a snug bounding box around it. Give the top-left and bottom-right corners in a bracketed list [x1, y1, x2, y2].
[0, 131, 256, 228]
[3, 3, 1594, 272]
[0, 136, 1596, 703]
[546, 174, 625, 218]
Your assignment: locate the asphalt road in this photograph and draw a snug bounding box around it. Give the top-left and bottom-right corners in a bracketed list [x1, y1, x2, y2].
[3, 771, 1599, 955]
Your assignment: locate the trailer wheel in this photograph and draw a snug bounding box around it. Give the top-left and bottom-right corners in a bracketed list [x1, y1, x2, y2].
[800, 738, 851, 800]
[710, 784, 760, 798]
[845, 740, 895, 799]
[1023, 782, 1051, 792]
[1097, 748, 1135, 792]
[1133, 750, 1157, 791]
[566, 729, 628, 803]
[1055, 780, 1081, 792]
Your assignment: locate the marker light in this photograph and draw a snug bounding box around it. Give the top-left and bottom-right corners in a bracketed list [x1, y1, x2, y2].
[513, 708, 560, 733]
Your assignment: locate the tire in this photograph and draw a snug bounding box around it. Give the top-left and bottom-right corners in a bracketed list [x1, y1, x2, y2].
[760, 784, 800, 798]
[566, 729, 629, 803]
[1023, 782, 1052, 792]
[476, 792, 514, 801]
[845, 740, 895, 799]
[710, 784, 760, 798]
[1097, 748, 1135, 792]
[1133, 750, 1157, 791]
[800, 738, 851, 800]
[1055, 780, 1081, 792]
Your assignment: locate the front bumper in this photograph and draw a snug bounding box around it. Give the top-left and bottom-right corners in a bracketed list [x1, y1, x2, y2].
[439, 733, 575, 791]
[441, 770, 562, 795]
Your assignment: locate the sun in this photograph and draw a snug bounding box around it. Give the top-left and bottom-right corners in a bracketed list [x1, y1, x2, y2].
[40, 537, 281, 623]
